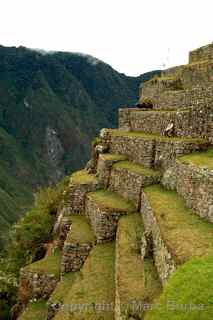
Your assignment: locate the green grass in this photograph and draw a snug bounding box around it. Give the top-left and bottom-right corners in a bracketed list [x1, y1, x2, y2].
[109, 129, 208, 144]
[116, 214, 145, 304]
[145, 256, 213, 320]
[18, 300, 48, 320]
[88, 190, 135, 212]
[49, 272, 78, 304]
[144, 185, 213, 264]
[100, 153, 127, 162]
[179, 148, 213, 170]
[113, 160, 160, 177]
[54, 243, 115, 320]
[24, 250, 61, 278]
[116, 214, 161, 318]
[66, 216, 95, 244]
[71, 170, 98, 185]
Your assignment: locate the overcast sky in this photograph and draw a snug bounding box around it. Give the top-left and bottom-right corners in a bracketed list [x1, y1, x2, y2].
[1, 0, 212, 76]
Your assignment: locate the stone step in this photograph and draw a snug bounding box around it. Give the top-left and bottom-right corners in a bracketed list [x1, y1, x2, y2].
[141, 185, 213, 285]
[105, 129, 209, 169]
[115, 213, 162, 320]
[63, 170, 101, 215]
[19, 250, 61, 304]
[54, 242, 115, 320]
[119, 106, 212, 139]
[61, 215, 95, 275]
[18, 300, 48, 320]
[109, 160, 161, 209]
[85, 190, 135, 243]
[162, 148, 213, 223]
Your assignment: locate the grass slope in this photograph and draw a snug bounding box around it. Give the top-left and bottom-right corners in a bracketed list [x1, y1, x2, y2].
[54, 243, 115, 320]
[18, 300, 48, 320]
[145, 256, 213, 320]
[144, 185, 213, 264]
[179, 148, 213, 169]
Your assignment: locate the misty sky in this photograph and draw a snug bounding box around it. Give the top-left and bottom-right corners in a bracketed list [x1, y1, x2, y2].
[1, 0, 212, 76]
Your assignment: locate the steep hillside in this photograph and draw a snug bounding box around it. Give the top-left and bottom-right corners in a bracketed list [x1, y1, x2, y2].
[11, 42, 213, 320]
[0, 45, 160, 246]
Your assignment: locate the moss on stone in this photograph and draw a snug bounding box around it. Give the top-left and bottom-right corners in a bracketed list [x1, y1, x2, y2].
[71, 170, 98, 185]
[25, 250, 61, 278]
[113, 160, 160, 177]
[116, 214, 161, 318]
[144, 185, 213, 264]
[179, 148, 213, 170]
[18, 300, 48, 320]
[110, 129, 208, 144]
[66, 216, 95, 244]
[49, 272, 78, 304]
[145, 256, 213, 320]
[54, 243, 115, 320]
[88, 190, 135, 212]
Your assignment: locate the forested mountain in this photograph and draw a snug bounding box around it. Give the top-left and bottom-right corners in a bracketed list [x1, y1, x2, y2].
[0, 45, 160, 246]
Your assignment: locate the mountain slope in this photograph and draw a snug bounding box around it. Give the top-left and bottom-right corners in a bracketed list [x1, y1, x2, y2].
[0, 45, 160, 246]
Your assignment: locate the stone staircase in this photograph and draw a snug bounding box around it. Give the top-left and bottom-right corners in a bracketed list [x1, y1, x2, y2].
[18, 43, 213, 320]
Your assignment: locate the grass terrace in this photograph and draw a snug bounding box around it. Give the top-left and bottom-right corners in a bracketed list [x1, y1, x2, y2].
[113, 160, 160, 177]
[109, 129, 209, 144]
[70, 170, 98, 185]
[100, 153, 127, 162]
[54, 243, 115, 320]
[88, 190, 135, 213]
[145, 256, 213, 320]
[24, 250, 61, 278]
[66, 215, 95, 244]
[179, 148, 213, 170]
[18, 300, 48, 320]
[49, 272, 78, 305]
[116, 214, 161, 317]
[144, 185, 213, 264]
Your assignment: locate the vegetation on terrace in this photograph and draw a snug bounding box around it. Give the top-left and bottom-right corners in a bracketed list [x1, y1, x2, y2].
[179, 148, 213, 170]
[70, 170, 98, 185]
[145, 256, 213, 320]
[24, 249, 61, 278]
[54, 243, 115, 320]
[144, 185, 213, 264]
[18, 300, 48, 320]
[88, 190, 135, 212]
[100, 153, 127, 162]
[109, 129, 209, 143]
[49, 271, 78, 305]
[116, 214, 161, 318]
[66, 216, 95, 244]
[113, 160, 160, 177]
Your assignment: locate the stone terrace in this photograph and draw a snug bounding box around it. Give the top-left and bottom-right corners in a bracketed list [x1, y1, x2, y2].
[17, 43, 213, 320]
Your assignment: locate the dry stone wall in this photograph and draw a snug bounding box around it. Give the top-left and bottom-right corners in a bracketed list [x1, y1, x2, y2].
[19, 269, 58, 303]
[85, 196, 126, 243]
[140, 192, 176, 285]
[61, 242, 92, 274]
[107, 131, 209, 170]
[189, 44, 213, 63]
[162, 160, 213, 223]
[141, 84, 213, 110]
[119, 106, 213, 141]
[64, 180, 100, 215]
[109, 166, 160, 209]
